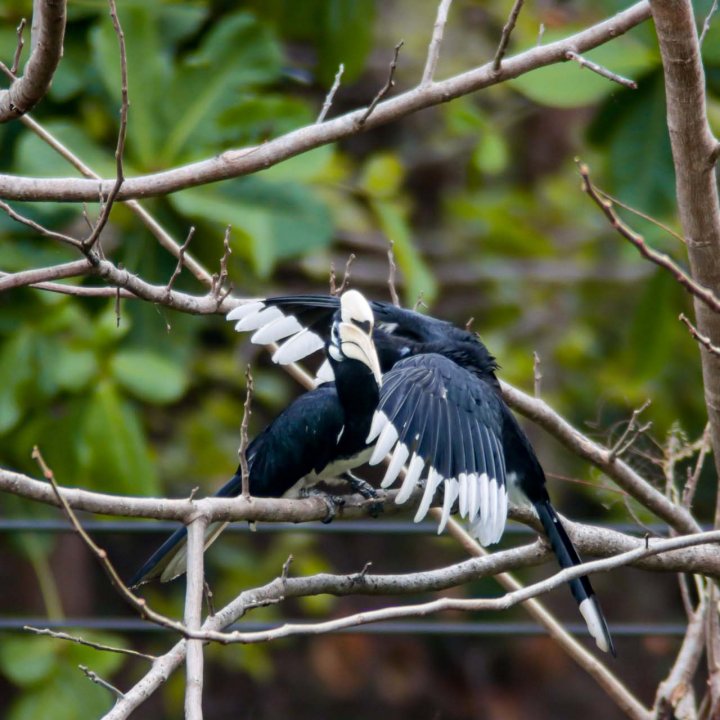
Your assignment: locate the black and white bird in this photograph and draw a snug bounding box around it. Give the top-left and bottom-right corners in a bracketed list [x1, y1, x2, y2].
[129, 290, 383, 587]
[227, 293, 615, 655]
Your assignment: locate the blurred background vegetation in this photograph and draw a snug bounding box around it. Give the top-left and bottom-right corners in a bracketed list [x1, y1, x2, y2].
[1, 0, 719, 717]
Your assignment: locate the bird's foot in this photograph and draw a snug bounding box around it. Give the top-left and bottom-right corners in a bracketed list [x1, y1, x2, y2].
[343, 472, 384, 518]
[300, 487, 346, 523]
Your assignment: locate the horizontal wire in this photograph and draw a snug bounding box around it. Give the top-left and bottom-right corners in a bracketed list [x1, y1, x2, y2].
[0, 518, 677, 536]
[0, 617, 689, 637]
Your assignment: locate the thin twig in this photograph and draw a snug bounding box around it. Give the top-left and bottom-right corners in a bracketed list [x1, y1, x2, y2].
[11, 18, 27, 75]
[24, 626, 156, 661]
[317, 63, 344, 122]
[329, 253, 355, 296]
[699, 0, 719, 47]
[0, 199, 82, 249]
[166, 227, 195, 296]
[0, 271, 136, 299]
[595, 188, 686, 245]
[422, 0, 453, 85]
[609, 400, 652, 462]
[387, 240, 401, 307]
[683, 424, 711, 508]
[357, 41, 403, 126]
[533, 351, 542, 398]
[579, 162, 720, 315]
[239, 366, 254, 500]
[212, 225, 232, 300]
[493, 0, 525, 71]
[18, 112, 212, 286]
[80, 665, 125, 700]
[281, 554, 293, 583]
[194, 529, 720, 643]
[30, 446, 188, 636]
[203, 581, 216, 617]
[83, 0, 128, 253]
[680, 312, 720, 357]
[565, 50, 637, 89]
[0, 2, 655, 206]
[431, 513, 651, 720]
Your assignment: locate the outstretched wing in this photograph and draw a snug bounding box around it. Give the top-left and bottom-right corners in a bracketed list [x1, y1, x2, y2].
[226, 295, 464, 368]
[366, 353, 508, 545]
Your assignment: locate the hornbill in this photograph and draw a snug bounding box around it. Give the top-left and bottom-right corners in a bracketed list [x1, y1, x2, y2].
[129, 290, 382, 588]
[227, 293, 615, 655]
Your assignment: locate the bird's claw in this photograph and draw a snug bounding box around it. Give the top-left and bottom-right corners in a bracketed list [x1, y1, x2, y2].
[300, 487, 345, 523]
[344, 472, 384, 518]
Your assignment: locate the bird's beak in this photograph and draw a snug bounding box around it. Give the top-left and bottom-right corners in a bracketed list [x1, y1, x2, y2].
[338, 322, 383, 387]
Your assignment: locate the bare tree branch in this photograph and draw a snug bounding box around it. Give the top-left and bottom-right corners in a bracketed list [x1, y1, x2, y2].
[680, 312, 720, 357]
[0, 198, 82, 249]
[653, 596, 706, 718]
[82, 0, 128, 253]
[564, 50, 638, 89]
[0, 0, 66, 121]
[0, 259, 92, 292]
[239, 365, 253, 499]
[501, 381, 702, 535]
[0, 1, 652, 202]
[433, 512, 650, 720]
[24, 626, 156, 661]
[184, 516, 207, 720]
[16, 113, 213, 286]
[422, 0, 453, 84]
[649, 0, 720, 485]
[357, 41, 404, 126]
[316, 63, 344, 122]
[11, 18, 27, 75]
[579, 161, 720, 316]
[493, 0, 525, 72]
[80, 665, 125, 700]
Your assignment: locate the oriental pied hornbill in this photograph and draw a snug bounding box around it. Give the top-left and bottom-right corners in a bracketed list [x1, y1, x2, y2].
[227, 293, 615, 655]
[129, 290, 382, 587]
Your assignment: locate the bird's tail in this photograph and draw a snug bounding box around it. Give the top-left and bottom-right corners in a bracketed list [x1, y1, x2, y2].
[129, 520, 229, 588]
[534, 498, 615, 656]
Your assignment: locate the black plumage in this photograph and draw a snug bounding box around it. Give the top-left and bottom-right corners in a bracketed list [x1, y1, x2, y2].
[130, 291, 381, 587]
[228, 293, 615, 654]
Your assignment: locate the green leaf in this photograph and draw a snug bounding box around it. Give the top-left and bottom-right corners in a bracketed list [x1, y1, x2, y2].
[510, 32, 657, 108]
[161, 11, 282, 162]
[90, 7, 176, 169]
[0, 331, 36, 434]
[372, 199, 437, 306]
[359, 153, 405, 198]
[49, 347, 99, 393]
[171, 178, 333, 277]
[589, 72, 676, 216]
[77, 382, 158, 494]
[317, 0, 375, 83]
[472, 130, 508, 175]
[111, 350, 188, 404]
[14, 121, 118, 179]
[0, 636, 57, 687]
[7, 666, 115, 720]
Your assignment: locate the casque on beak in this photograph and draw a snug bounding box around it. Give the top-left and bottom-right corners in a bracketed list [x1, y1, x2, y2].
[337, 322, 383, 387]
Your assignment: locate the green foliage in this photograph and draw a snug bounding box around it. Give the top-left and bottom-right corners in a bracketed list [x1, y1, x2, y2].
[2, 0, 720, 715]
[0, 632, 127, 720]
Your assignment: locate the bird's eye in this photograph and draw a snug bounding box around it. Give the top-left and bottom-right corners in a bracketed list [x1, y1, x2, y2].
[351, 318, 372, 333]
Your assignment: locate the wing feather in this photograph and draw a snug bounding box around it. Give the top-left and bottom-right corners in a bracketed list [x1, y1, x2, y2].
[370, 353, 507, 543]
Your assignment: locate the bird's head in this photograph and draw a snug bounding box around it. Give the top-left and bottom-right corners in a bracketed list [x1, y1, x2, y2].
[328, 290, 382, 386]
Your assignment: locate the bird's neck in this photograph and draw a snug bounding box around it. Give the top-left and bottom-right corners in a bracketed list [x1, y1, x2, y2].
[331, 359, 380, 431]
